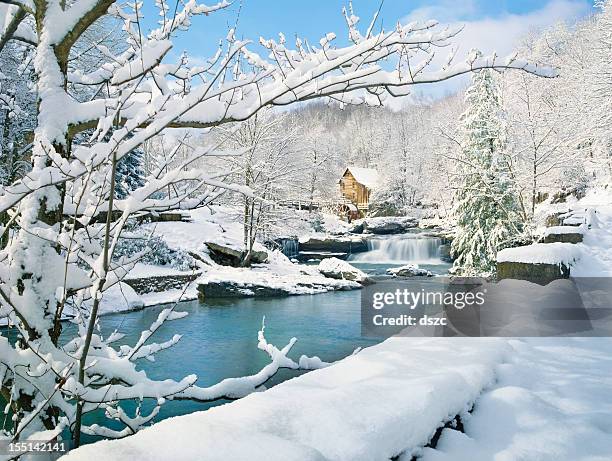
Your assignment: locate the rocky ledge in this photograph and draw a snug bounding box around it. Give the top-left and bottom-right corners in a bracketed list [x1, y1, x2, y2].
[496, 242, 582, 284]
[124, 273, 200, 294]
[350, 216, 419, 235]
[298, 235, 369, 255]
[205, 242, 268, 266]
[539, 226, 584, 244]
[198, 278, 359, 299]
[497, 261, 571, 285]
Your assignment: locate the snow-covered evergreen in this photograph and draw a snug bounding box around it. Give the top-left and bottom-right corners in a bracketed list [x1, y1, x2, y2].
[451, 68, 524, 275]
[115, 148, 146, 199]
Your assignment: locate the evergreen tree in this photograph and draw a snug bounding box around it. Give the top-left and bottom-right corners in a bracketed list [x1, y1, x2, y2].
[451, 68, 523, 275]
[115, 147, 146, 199]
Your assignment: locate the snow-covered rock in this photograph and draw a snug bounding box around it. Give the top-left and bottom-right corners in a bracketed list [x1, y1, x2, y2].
[386, 264, 433, 277]
[298, 234, 368, 254]
[497, 242, 583, 283]
[319, 213, 351, 235]
[198, 251, 361, 298]
[351, 216, 419, 235]
[205, 242, 268, 266]
[497, 242, 583, 266]
[539, 226, 584, 244]
[94, 282, 144, 315]
[318, 257, 371, 284]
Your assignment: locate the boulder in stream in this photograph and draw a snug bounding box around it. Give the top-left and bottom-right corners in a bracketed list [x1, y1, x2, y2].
[386, 264, 433, 278]
[318, 258, 372, 285]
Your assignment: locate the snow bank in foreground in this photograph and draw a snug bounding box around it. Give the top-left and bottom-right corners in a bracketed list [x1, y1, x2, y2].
[496, 242, 583, 265]
[416, 338, 612, 461]
[63, 338, 508, 461]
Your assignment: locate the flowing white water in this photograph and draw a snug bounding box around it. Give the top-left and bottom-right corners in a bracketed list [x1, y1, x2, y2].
[279, 238, 299, 258]
[350, 235, 442, 264]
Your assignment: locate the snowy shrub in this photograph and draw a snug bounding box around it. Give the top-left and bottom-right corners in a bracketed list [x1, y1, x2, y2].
[368, 188, 404, 217]
[114, 236, 196, 271]
[311, 214, 324, 232]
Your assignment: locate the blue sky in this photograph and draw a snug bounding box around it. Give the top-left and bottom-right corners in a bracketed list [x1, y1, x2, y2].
[144, 0, 594, 98]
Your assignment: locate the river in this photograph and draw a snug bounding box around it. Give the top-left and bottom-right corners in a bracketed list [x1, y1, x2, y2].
[3, 233, 450, 442]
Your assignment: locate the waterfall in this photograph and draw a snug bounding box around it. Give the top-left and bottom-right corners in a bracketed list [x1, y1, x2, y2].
[279, 238, 299, 258]
[350, 235, 442, 264]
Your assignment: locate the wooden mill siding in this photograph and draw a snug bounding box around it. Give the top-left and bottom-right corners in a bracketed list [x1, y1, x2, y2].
[339, 170, 372, 211]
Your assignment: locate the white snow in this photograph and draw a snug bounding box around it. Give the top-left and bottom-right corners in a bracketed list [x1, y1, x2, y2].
[414, 338, 612, 461]
[346, 167, 380, 189]
[139, 286, 198, 307]
[569, 188, 612, 277]
[95, 282, 144, 314]
[149, 206, 253, 255]
[319, 213, 351, 235]
[539, 225, 585, 236]
[496, 242, 583, 265]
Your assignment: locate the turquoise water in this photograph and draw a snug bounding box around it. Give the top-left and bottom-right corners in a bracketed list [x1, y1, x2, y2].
[65, 290, 381, 441]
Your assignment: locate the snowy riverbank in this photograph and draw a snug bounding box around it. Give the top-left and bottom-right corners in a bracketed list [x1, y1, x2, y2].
[0, 207, 366, 326]
[63, 336, 612, 461]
